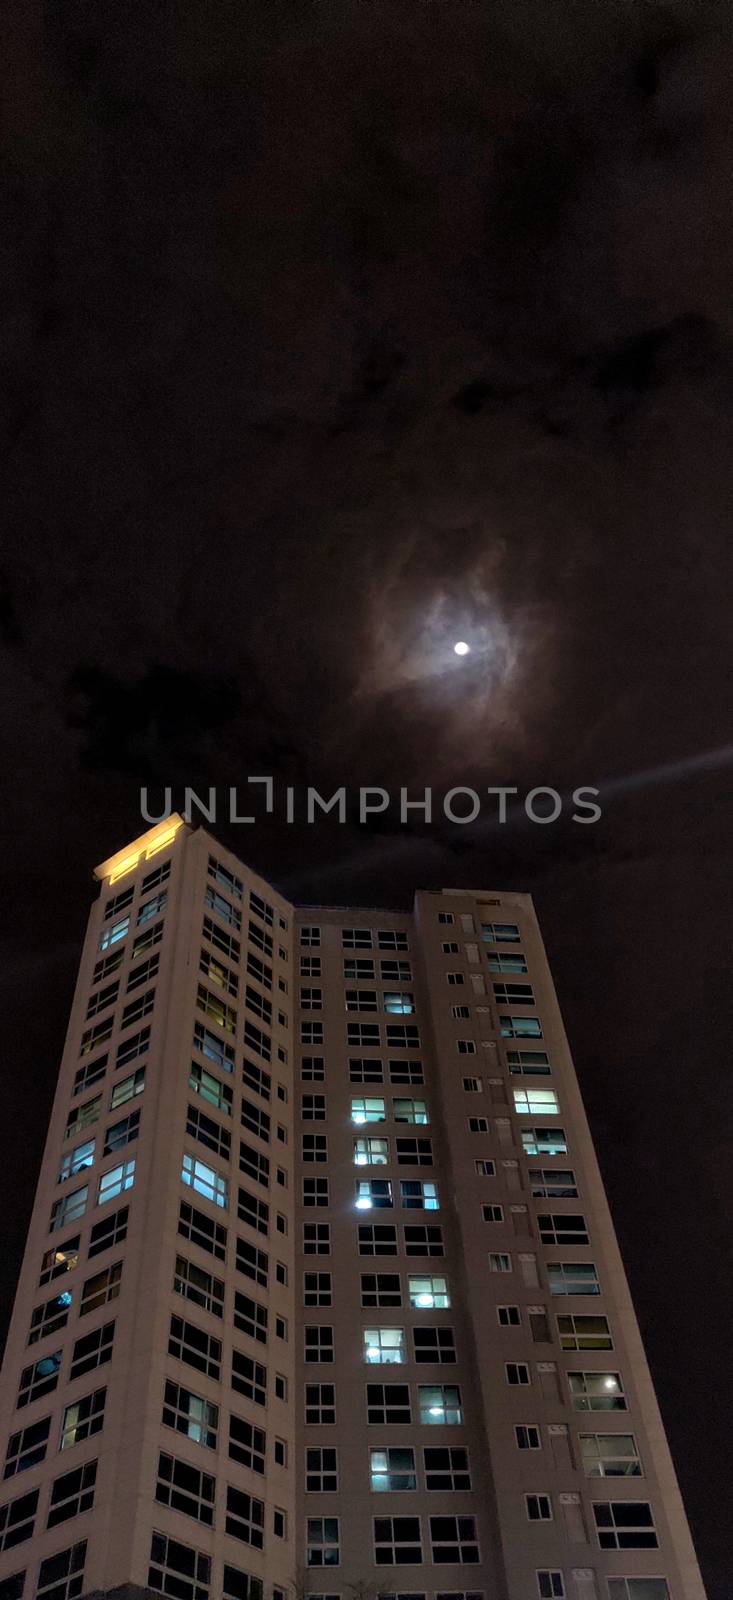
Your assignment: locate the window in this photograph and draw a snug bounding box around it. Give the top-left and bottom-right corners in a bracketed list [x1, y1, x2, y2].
[343, 928, 372, 948]
[373, 1516, 422, 1565]
[400, 1179, 438, 1207]
[242, 1060, 271, 1101]
[383, 992, 415, 1014]
[64, 1096, 101, 1139]
[36, 1539, 88, 1600]
[488, 1252, 512, 1273]
[506, 1363, 530, 1386]
[358, 1223, 398, 1255]
[237, 1186, 269, 1235]
[110, 1068, 146, 1109]
[300, 987, 323, 1010]
[473, 1159, 495, 1177]
[593, 1503, 657, 1549]
[16, 1350, 62, 1410]
[481, 921, 519, 942]
[579, 1434, 641, 1477]
[303, 1134, 328, 1163]
[79, 1262, 122, 1316]
[538, 1214, 589, 1245]
[537, 1573, 565, 1599]
[174, 1256, 224, 1318]
[438, 912, 454, 924]
[304, 1273, 332, 1306]
[567, 1372, 626, 1411]
[189, 1063, 233, 1116]
[127, 953, 160, 993]
[457, 1040, 476, 1056]
[557, 1314, 612, 1351]
[507, 1049, 550, 1075]
[462, 1077, 482, 1092]
[58, 1139, 96, 1184]
[381, 961, 412, 981]
[100, 914, 130, 948]
[233, 1286, 267, 1337]
[526, 1495, 552, 1523]
[418, 1385, 462, 1424]
[494, 982, 534, 1005]
[452, 1006, 471, 1020]
[408, 1274, 449, 1308]
[547, 1262, 600, 1296]
[67, 1319, 114, 1382]
[387, 1023, 420, 1048]
[103, 1108, 141, 1156]
[28, 1290, 73, 1345]
[184, 1104, 230, 1161]
[305, 1383, 336, 1424]
[413, 1327, 456, 1363]
[354, 1137, 389, 1165]
[497, 1304, 520, 1325]
[301, 925, 321, 946]
[430, 1515, 479, 1563]
[302, 1093, 327, 1121]
[72, 1056, 107, 1096]
[513, 1087, 559, 1115]
[208, 855, 242, 899]
[49, 1187, 88, 1233]
[607, 1585, 670, 1600]
[351, 1096, 386, 1124]
[181, 1154, 227, 1209]
[205, 883, 242, 929]
[120, 987, 156, 1029]
[80, 1018, 114, 1055]
[389, 1058, 424, 1084]
[168, 1315, 221, 1381]
[177, 1200, 227, 1262]
[302, 1056, 326, 1081]
[301, 956, 322, 976]
[304, 1222, 331, 1254]
[361, 1273, 401, 1307]
[133, 918, 164, 957]
[530, 1168, 578, 1198]
[393, 1098, 428, 1124]
[4, 1416, 50, 1479]
[370, 1448, 416, 1492]
[521, 1126, 567, 1156]
[148, 1529, 211, 1600]
[244, 1019, 272, 1061]
[248, 919, 272, 958]
[379, 930, 409, 950]
[482, 1204, 503, 1222]
[468, 1117, 488, 1133]
[0, 1487, 38, 1551]
[115, 1026, 150, 1068]
[196, 983, 236, 1036]
[488, 950, 528, 973]
[348, 1023, 381, 1046]
[47, 1460, 97, 1528]
[423, 1446, 471, 1491]
[515, 1424, 541, 1449]
[366, 1383, 411, 1424]
[303, 1177, 329, 1207]
[307, 1517, 340, 1566]
[162, 1381, 218, 1450]
[229, 1416, 266, 1474]
[305, 1326, 335, 1363]
[442, 942, 459, 954]
[156, 1453, 215, 1526]
[60, 1389, 106, 1451]
[446, 971, 464, 986]
[87, 1206, 129, 1258]
[247, 951, 272, 992]
[404, 1223, 443, 1255]
[306, 1446, 338, 1492]
[98, 1158, 135, 1205]
[193, 1021, 235, 1073]
[499, 1014, 544, 1041]
[356, 1179, 393, 1209]
[364, 1328, 405, 1364]
[202, 913, 240, 962]
[231, 1350, 267, 1406]
[301, 1021, 324, 1046]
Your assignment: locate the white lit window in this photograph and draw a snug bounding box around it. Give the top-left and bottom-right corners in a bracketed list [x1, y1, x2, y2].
[58, 1140, 96, 1183]
[369, 1447, 417, 1491]
[408, 1275, 449, 1309]
[418, 1385, 462, 1424]
[363, 1328, 406, 1364]
[354, 1138, 389, 1166]
[181, 1154, 227, 1209]
[351, 1097, 386, 1124]
[98, 1159, 136, 1205]
[393, 1098, 429, 1124]
[513, 1088, 559, 1115]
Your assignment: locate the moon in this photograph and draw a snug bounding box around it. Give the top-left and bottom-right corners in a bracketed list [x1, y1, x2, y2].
[453, 641, 470, 656]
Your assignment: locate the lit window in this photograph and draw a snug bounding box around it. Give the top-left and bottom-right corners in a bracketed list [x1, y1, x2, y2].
[513, 1088, 559, 1115]
[181, 1154, 227, 1210]
[60, 1389, 106, 1451]
[547, 1262, 600, 1296]
[408, 1275, 449, 1309]
[351, 1097, 386, 1124]
[418, 1385, 462, 1424]
[579, 1433, 641, 1477]
[354, 1137, 389, 1166]
[110, 1069, 146, 1109]
[567, 1372, 626, 1411]
[97, 1159, 135, 1206]
[557, 1314, 612, 1351]
[363, 1328, 405, 1364]
[370, 1448, 416, 1492]
[521, 1127, 567, 1156]
[383, 992, 415, 1014]
[99, 915, 130, 951]
[481, 922, 520, 942]
[500, 1016, 542, 1039]
[400, 1181, 438, 1210]
[58, 1141, 95, 1184]
[393, 1098, 428, 1124]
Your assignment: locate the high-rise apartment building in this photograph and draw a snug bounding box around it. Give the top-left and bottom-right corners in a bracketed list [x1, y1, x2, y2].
[0, 818, 705, 1600]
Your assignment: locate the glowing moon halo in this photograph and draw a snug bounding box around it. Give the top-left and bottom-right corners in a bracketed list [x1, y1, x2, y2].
[453, 641, 470, 656]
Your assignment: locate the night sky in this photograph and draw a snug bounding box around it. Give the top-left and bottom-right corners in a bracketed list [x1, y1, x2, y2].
[2, 2, 733, 1593]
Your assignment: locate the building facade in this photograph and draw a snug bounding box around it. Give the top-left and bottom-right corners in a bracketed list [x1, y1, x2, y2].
[0, 819, 705, 1600]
